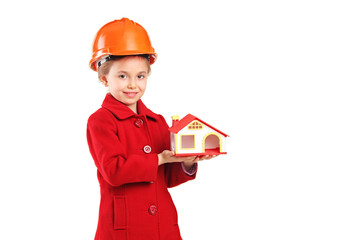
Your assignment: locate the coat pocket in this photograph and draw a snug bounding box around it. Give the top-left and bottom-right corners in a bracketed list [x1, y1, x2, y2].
[114, 196, 127, 230]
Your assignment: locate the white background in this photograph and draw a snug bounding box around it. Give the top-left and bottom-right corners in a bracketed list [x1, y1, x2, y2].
[0, 0, 359, 239]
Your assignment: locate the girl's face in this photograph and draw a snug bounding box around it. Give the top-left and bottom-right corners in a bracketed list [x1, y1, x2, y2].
[101, 56, 150, 113]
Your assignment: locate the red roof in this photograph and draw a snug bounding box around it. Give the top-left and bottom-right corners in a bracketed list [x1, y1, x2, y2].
[169, 114, 229, 137]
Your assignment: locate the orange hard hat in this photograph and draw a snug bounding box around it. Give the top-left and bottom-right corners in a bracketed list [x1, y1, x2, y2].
[89, 18, 157, 71]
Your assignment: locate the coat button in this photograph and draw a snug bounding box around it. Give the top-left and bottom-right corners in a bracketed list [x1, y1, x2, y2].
[148, 205, 158, 215]
[134, 118, 144, 128]
[143, 145, 152, 154]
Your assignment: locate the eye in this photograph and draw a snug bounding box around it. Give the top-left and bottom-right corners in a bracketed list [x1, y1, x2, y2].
[138, 74, 145, 79]
[119, 74, 127, 79]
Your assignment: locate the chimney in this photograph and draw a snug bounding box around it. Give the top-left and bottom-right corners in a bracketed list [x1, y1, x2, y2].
[171, 115, 180, 127]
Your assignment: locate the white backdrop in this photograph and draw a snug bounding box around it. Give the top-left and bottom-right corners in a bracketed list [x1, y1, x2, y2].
[0, 0, 359, 239]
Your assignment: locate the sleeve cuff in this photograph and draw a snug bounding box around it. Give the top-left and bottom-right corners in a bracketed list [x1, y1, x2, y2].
[181, 162, 198, 176]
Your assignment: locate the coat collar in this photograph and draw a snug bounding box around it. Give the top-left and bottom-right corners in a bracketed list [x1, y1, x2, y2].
[101, 94, 159, 121]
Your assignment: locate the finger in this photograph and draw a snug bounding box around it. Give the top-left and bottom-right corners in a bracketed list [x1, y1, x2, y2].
[205, 155, 214, 160]
[201, 155, 211, 160]
[200, 155, 216, 160]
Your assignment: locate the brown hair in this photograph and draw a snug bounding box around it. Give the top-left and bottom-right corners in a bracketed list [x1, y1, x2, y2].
[97, 55, 151, 80]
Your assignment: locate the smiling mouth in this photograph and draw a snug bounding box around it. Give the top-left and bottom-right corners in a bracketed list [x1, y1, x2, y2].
[123, 92, 138, 98]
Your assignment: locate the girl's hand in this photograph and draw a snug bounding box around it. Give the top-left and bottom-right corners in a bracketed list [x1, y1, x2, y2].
[158, 150, 197, 165]
[193, 155, 217, 162]
[182, 154, 217, 171]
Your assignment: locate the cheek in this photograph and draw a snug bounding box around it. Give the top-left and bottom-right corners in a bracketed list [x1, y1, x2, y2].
[109, 79, 126, 89]
[138, 80, 147, 90]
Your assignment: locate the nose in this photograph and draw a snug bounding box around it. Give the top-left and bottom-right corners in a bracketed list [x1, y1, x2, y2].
[127, 78, 136, 89]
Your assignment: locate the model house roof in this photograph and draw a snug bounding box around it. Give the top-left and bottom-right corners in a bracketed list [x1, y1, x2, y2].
[169, 114, 229, 137]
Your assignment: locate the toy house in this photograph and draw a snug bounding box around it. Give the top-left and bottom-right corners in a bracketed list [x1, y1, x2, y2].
[169, 114, 229, 156]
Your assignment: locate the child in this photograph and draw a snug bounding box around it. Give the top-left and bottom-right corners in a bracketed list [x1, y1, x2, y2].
[87, 18, 215, 240]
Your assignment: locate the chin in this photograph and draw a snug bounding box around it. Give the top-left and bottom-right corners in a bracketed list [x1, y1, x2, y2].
[123, 98, 139, 105]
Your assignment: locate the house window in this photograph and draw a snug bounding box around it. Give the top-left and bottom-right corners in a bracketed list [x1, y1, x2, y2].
[181, 135, 195, 149]
[188, 121, 203, 130]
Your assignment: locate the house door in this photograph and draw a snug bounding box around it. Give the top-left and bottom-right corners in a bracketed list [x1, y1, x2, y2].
[203, 133, 221, 154]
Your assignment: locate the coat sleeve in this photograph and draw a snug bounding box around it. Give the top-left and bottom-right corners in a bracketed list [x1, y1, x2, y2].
[157, 115, 198, 188]
[87, 110, 158, 187]
[164, 162, 197, 188]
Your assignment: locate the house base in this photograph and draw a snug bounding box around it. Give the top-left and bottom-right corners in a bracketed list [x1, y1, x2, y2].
[174, 148, 227, 157]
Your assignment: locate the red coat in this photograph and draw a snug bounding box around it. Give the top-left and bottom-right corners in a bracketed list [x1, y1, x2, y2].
[87, 94, 197, 240]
